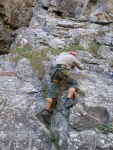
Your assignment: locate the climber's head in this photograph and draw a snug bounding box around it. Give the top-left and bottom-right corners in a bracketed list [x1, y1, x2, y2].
[69, 50, 76, 57]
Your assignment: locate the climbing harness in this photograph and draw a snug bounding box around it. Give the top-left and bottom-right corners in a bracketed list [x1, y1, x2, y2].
[51, 64, 70, 84]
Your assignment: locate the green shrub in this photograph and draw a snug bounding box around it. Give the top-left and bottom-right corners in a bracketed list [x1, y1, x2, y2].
[87, 44, 100, 58]
[48, 44, 84, 55]
[10, 48, 50, 78]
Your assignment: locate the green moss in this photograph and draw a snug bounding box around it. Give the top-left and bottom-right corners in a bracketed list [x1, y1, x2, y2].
[50, 132, 60, 150]
[109, 60, 113, 68]
[97, 125, 105, 131]
[42, 84, 49, 99]
[87, 44, 100, 58]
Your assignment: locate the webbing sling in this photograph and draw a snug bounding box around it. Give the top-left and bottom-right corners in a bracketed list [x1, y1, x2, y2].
[51, 64, 70, 84]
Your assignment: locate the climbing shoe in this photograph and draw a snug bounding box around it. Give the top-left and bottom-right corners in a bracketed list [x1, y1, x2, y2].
[64, 98, 78, 109]
[42, 109, 51, 124]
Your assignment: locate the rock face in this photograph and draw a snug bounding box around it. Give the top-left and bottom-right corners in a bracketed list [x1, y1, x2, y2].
[0, 0, 37, 53]
[11, 0, 113, 51]
[0, 49, 113, 149]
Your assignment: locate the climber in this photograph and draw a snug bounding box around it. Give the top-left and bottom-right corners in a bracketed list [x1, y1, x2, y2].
[42, 50, 84, 124]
